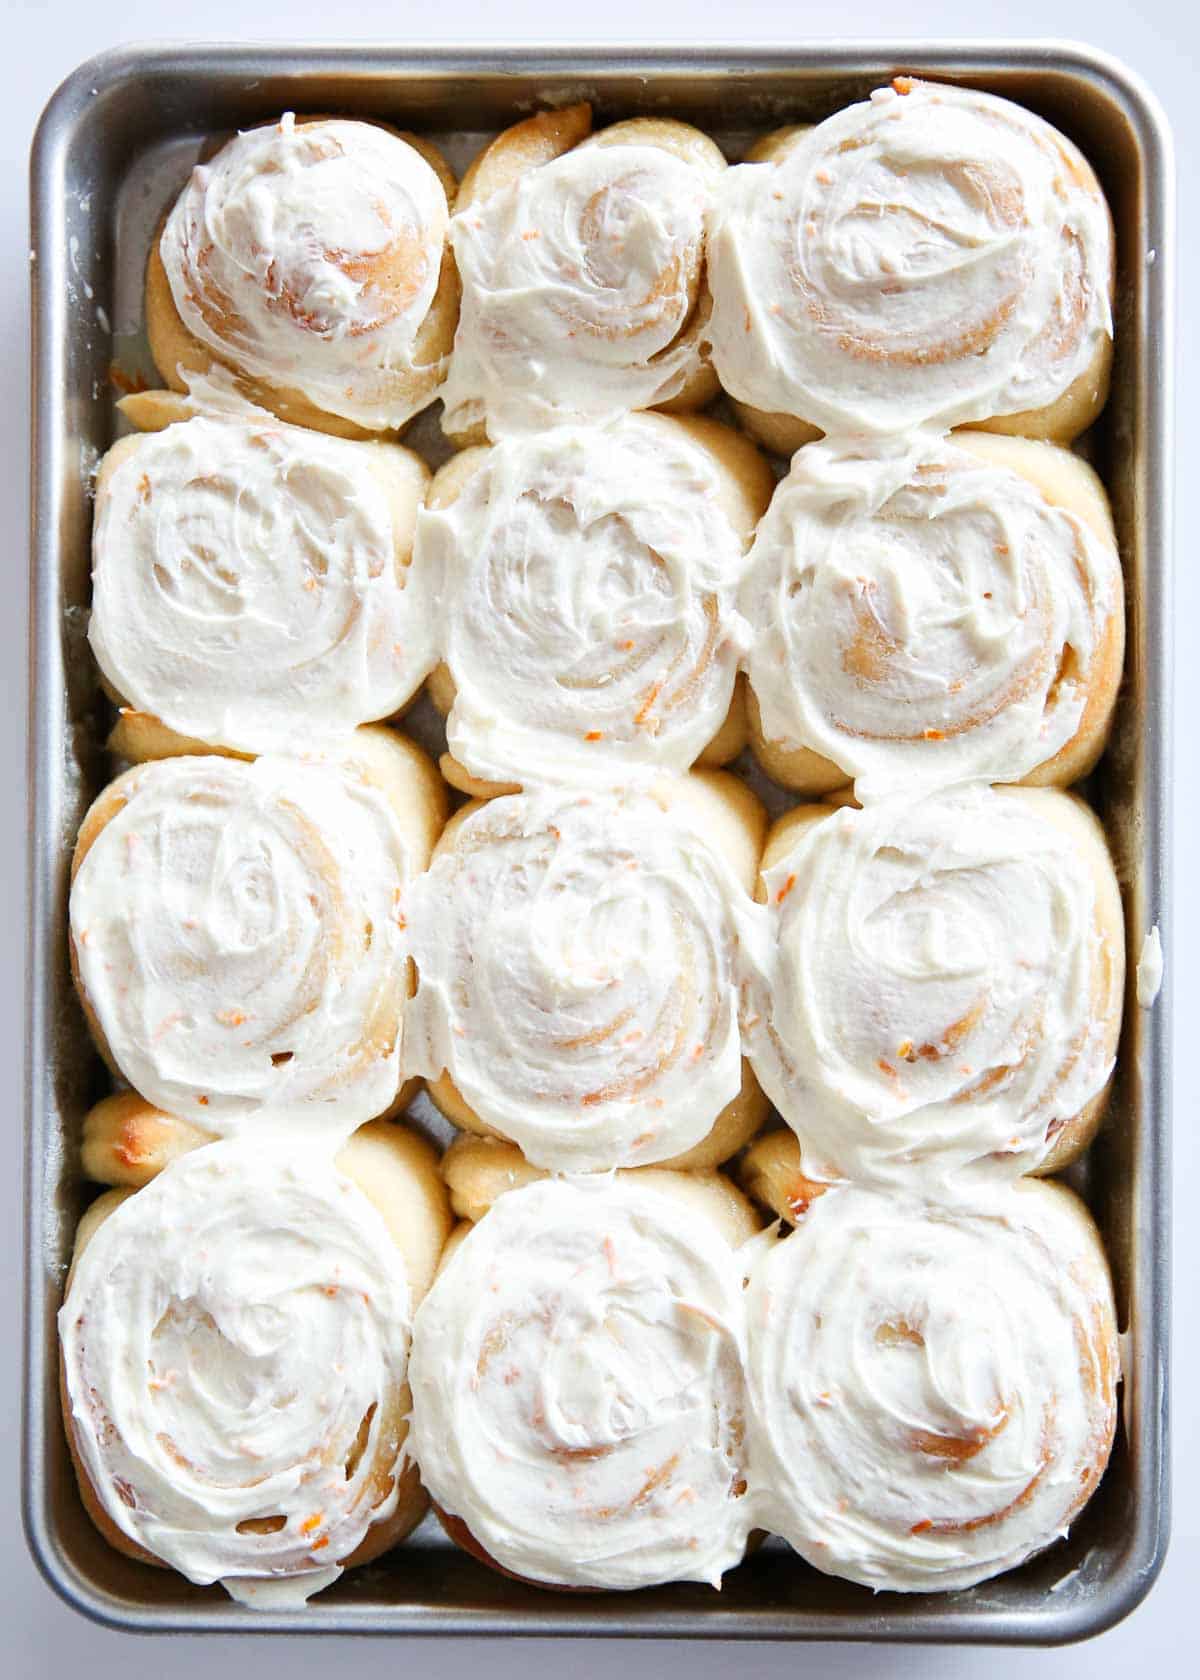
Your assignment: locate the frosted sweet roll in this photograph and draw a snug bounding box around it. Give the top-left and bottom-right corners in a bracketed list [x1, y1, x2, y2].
[745, 1179, 1118, 1591]
[402, 775, 769, 1171]
[708, 79, 1114, 453]
[741, 431, 1124, 797]
[90, 413, 434, 759]
[58, 1127, 451, 1605]
[747, 785, 1124, 1187]
[441, 104, 726, 443]
[69, 741, 444, 1134]
[415, 412, 772, 793]
[148, 114, 458, 436]
[409, 1173, 756, 1590]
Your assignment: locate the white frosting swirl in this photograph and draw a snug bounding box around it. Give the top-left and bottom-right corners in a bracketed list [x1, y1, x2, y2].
[415, 418, 750, 785]
[58, 1141, 413, 1600]
[748, 786, 1122, 1186]
[402, 789, 751, 1170]
[746, 1181, 1117, 1591]
[90, 416, 434, 755]
[161, 115, 450, 430]
[741, 434, 1120, 798]
[409, 1175, 751, 1589]
[708, 81, 1113, 435]
[70, 754, 410, 1134]
[441, 144, 713, 437]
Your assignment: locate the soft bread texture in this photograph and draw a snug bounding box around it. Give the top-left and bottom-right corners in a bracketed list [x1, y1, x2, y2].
[440, 1132, 761, 1249]
[737, 1128, 833, 1223]
[744, 1176, 1118, 1591]
[708, 83, 1114, 446]
[441, 106, 725, 445]
[749, 785, 1125, 1186]
[90, 415, 435, 759]
[59, 1135, 450, 1592]
[428, 1055, 769, 1174]
[405, 777, 768, 1172]
[147, 116, 459, 438]
[415, 412, 772, 791]
[742, 432, 1124, 797]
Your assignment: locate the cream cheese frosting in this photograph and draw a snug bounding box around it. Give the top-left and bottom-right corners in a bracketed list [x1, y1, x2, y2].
[414, 418, 751, 785]
[747, 786, 1123, 1188]
[707, 80, 1113, 436]
[408, 1175, 752, 1589]
[160, 114, 450, 431]
[745, 1180, 1117, 1592]
[58, 1140, 413, 1601]
[741, 433, 1121, 798]
[440, 143, 714, 437]
[90, 414, 434, 756]
[70, 754, 411, 1135]
[401, 788, 753, 1170]
[1136, 924, 1164, 1008]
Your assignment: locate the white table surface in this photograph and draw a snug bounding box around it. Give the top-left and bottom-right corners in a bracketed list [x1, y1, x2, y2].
[2, 0, 1192, 1672]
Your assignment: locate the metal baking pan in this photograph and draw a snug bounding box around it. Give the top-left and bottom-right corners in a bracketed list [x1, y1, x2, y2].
[25, 41, 1172, 1642]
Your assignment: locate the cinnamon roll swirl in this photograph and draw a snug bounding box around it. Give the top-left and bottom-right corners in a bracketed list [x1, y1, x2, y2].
[90, 414, 434, 759]
[59, 1128, 450, 1605]
[747, 786, 1124, 1187]
[745, 1178, 1118, 1592]
[708, 79, 1114, 452]
[415, 412, 772, 793]
[408, 1173, 755, 1590]
[440, 105, 726, 444]
[148, 114, 458, 437]
[69, 747, 434, 1135]
[402, 775, 770, 1172]
[741, 431, 1124, 797]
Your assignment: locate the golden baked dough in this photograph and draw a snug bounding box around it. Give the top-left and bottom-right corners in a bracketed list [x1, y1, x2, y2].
[441, 1132, 761, 1248]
